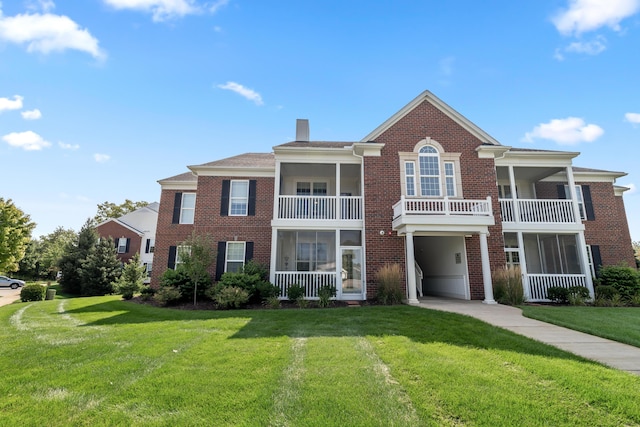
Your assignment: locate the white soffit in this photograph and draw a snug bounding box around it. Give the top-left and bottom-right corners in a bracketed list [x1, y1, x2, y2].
[361, 90, 501, 146]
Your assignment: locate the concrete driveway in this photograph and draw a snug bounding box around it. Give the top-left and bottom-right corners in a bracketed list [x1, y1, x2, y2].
[0, 287, 22, 307]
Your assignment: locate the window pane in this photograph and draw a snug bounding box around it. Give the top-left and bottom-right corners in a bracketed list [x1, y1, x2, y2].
[227, 261, 243, 273]
[231, 181, 248, 197]
[340, 230, 361, 246]
[180, 209, 195, 224]
[446, 177, 455, 196]
[419, 156, 439, 176]
[406, 177, 415, 196]
[444, 162, 454, 176]
[230, 201, 247, 215]
[313, 183, 327, 195]
[420, 177, 440, 196]
[296, 182, 311, 195]
[405, 162, 414, 175]
[419, 146, 437, 154]
[182, 193, 196, 208]
[227, 242, 245, 261]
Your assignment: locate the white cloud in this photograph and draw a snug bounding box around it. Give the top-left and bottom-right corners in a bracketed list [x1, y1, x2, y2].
[523, 117, 604, 145]
[2, 130, 52, 150]
[0, 95, 24, 112]
[0, 10, 105, 59]
[625, 112, 640, 123]
[21, 108, 42, 120]
[208, 0, 229, 14]
[217, 81, 264, 106]
[553, 0, 640, 36]
[94, 153, 111, 163]
[26, 0, 56, 13]
[565, 36, 607, 55]
[103, 0, 199, 22]
[59, 141, 79, 150]
[625, 183, 637, 194]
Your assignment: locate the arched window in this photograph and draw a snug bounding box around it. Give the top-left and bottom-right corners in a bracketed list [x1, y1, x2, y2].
[419, 146, 441, 196]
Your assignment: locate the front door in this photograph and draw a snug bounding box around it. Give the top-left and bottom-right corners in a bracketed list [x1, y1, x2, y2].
[340, 247, 363, 299]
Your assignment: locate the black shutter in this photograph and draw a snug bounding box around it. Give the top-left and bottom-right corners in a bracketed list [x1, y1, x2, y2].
[114, 238, 119, 249]
[248, 180, 257, 216]
[245, 242, 254, 262]
[168, 246, 177, 269]
[215, 241, 227, 280]
[591, 245, 602, 276]
[557, 184, 567, 199]
[125, 238, 131, 253]
[145, 239, 150, 253]
[220, 180, 230, 216]
[582, 185, 595, 221]
[172, 193, 182, 224]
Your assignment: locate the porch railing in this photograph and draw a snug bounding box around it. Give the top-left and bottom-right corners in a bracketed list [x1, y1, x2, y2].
[393, 196, 492, 218]
[274, 271, 337, 299]
[526, 273, 587, 301]
[500, 199, 577, 224]
[277, 196, 362, 220]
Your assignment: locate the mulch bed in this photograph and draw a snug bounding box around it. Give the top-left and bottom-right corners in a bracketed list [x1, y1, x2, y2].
[128, 296, 377, 311]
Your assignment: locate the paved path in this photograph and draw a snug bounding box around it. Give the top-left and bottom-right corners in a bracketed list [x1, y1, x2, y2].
[0, 288, 22, 307]
[417, 298, 640, 376]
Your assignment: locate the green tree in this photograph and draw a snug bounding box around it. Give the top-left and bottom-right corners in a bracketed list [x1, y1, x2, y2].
[80, 237, 122, 296]
[113, 253, 146, 299]
[58, 220, 98, 295]
[93, 199, 149, 223]
[178, 233, 214, 305]
[17, 239, 42, 279]
[633, 241, 640, 269]
[40, 227, 77, 279]
[0, 198, 36, 273]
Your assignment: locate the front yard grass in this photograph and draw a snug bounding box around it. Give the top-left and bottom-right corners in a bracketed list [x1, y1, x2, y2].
[521, 305, 640, 348]
[2, 296, 640, 426]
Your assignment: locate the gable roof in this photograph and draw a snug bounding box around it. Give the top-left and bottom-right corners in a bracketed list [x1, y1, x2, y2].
[361, 90, 501, 145]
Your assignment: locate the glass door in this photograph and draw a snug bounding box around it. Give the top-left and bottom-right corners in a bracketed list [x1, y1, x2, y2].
[341, 247, 363, 297]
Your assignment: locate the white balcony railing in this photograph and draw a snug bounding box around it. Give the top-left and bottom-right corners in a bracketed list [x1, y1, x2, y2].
[526, 274, 587, 301]
[500, 199, 577, 224]
[393, 196, 492, 218]
[274, 271, 337, 299]
[277, 195, 362, 220]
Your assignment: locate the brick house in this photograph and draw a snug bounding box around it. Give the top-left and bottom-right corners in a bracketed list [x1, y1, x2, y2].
[95, 202, 159, 282]
[151, 91, 635, 302]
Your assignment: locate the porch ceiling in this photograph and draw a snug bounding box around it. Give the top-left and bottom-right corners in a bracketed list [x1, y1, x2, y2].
[496, 166, 564, 182]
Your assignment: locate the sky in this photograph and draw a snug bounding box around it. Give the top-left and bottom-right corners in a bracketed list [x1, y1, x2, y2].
[1, 0, 639, 242]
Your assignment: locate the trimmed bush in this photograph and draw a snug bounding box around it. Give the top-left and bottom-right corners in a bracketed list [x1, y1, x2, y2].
[214, 286, 249, 309]
[547, 286, 569, 304]
[153, 287, 182, 306]
[20, 284, 46, 302]
[286, 284, 305, 301]
[597, 265, 640, 302]
[376, 263, 404, 305]
[492, 267, 524, 305]
[595, 285, 616, 300]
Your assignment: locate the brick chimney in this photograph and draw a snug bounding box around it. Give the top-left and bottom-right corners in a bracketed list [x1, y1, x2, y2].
[296, 119, 309, 142]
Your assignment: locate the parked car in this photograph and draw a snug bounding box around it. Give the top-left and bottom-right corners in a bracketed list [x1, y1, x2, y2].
[0, 276, 25, 289]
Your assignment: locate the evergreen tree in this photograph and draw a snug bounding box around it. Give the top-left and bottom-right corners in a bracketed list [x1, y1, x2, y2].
[0, 198, 36, 273]
[80, 237, 122, 296]
[58, 220, 96, 295]
[113, 253, 146, 299]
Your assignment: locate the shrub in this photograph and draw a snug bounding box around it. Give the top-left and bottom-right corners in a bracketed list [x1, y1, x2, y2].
[214, 286, 249, 309]
[159, 268, 210, 303]
[317, 285, 337, 308]
[567, 285, 590, 305]
[611, 293, 626, 307]
[376, 263, 404, 305]
[492, 267, 524, 305]
[286, 284, 305, 301]
[20, 284, 46, 302]
[217, 272, 260, 301]
[153, 287, 182, 306]
[595, 285, 616, 300]
[113, 254, 146, 300]
[255, 281, 280, 301]
[597, 265, 640, 302]
[139, 286, 156, 301]
[263, 296, 280, 309]
[297, 298, 310, 308]
[630, 294, 640, 307]
[547, 286, 569, 304]
[242, 260, 269, 280]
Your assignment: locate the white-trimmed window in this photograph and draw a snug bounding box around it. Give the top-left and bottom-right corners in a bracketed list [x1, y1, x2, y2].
[144, 262, 153, 277]
[230, 180, 249, 216]
[117, 238, 127, 254]
[586, 245, 596, 278]
[225, 242, 246, 273]
[180, 193, 196, 224]
[444, 161, 455, 197]
[405, 162, 416, 196]
[175, 245, 191, 269]
[419, 146, 441, 196]
[564, 185, 586, 220]
[145, 238, 155, 254]
[296, 181, 328, 196]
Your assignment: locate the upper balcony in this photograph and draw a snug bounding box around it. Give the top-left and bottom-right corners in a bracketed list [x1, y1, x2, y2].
[392, 196, 495, 234]
[499, 199, 577, 224]
[273, 161, 363, 226]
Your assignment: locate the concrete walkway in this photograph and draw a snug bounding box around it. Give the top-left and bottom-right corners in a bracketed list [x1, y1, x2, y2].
[417, 298, 640, 376]
[0, 288, 22, 307]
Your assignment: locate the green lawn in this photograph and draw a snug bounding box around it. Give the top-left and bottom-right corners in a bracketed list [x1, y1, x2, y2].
[2, 297, 640, 426]
[521, 305, 640, 348]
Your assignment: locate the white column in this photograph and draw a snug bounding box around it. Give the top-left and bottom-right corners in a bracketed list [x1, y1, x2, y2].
[566, 166, 594, 298]
[480, 232, 497, 304]
[516, 231, 530, 301]
[336, 162, 341, 219]
[508, 165, 520, 223]
[566, 166, 581, 223]
[405, 232, 419, 304]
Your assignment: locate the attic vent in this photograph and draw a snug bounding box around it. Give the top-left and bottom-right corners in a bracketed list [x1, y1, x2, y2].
[296, 119, 309, 142]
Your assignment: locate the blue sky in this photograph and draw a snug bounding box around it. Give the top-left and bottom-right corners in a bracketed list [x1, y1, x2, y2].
[1, 0, 639, 242]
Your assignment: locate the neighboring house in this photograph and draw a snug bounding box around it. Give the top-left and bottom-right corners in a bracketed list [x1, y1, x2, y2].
[151, 91, 635, 302]
[95, 202, 159, 282]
